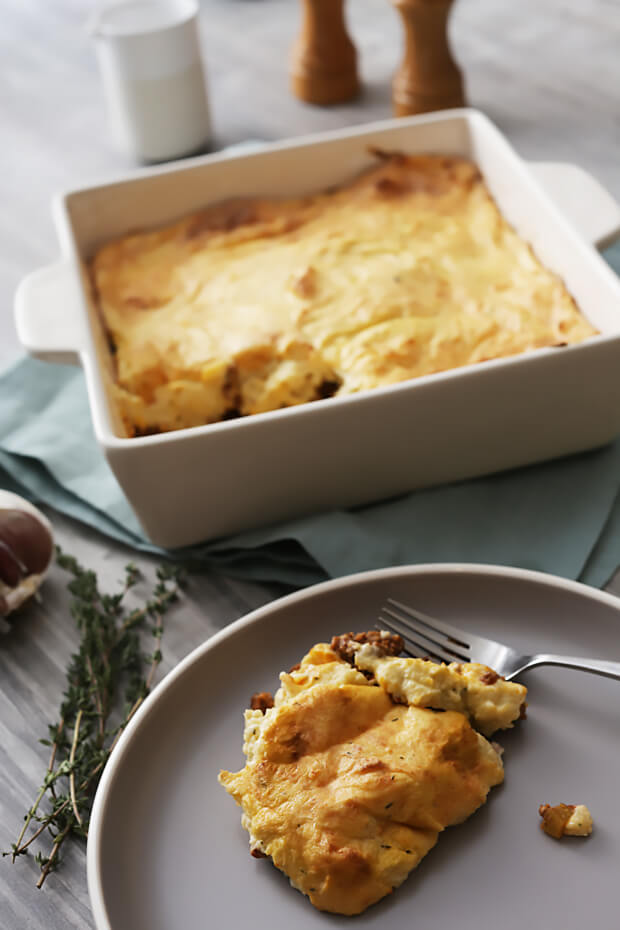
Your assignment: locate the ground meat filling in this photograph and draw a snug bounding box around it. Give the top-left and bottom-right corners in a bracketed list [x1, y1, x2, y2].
[250, 691, 275, 713]
[330, 630, 404, 664]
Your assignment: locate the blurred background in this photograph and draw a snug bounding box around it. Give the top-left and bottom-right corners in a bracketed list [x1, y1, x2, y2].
[3, 0, 620, 365]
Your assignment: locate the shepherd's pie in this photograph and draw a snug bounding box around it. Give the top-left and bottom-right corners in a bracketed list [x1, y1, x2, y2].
[218, 631, 527, 915]
[91, 152, 596, 436]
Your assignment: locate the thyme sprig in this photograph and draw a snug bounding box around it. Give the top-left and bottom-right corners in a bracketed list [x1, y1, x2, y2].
[5, 547, 185, 887]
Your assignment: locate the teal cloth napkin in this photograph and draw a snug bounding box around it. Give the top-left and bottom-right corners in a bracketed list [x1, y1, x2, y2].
[3, 241, 620, 590]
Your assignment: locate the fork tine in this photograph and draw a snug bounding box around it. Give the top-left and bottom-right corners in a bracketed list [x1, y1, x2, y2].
[377, 612, 456, 664]
[387, 598, 471, 648]
[379, 600, 471, 663]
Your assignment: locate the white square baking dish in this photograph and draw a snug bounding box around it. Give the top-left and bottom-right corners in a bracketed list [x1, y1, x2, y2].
[14, 108, 620, 548]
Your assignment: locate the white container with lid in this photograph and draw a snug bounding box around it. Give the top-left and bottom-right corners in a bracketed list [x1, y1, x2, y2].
[91, 0, 212, 162]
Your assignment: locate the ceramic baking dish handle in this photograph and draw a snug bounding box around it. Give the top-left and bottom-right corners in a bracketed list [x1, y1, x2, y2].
[14, 260, 89, 365]
[528, 161, 620, 250]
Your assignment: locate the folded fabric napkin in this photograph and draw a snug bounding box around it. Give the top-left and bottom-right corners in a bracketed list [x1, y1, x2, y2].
[3, 240, 620, 591]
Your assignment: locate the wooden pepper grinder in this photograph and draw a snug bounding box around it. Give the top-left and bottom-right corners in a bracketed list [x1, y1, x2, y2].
[290, 0, 360, 105]
[390, 0, 465, 116]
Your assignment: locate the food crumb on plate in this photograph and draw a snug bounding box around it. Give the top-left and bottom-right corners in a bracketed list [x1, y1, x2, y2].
[538, 803, 593, 838]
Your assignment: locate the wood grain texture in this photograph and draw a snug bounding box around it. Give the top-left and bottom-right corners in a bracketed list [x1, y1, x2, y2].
[290, 0, 360, 104]
[0, 510, 291, 928]
[390, 0, 465, 116]
[1, 1, 620, 927]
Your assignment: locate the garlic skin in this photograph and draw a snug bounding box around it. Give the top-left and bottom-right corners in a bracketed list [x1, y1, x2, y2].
[0, 490, 54, 617]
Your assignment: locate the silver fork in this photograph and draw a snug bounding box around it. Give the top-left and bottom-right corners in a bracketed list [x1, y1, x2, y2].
[377, 597, 620, 681]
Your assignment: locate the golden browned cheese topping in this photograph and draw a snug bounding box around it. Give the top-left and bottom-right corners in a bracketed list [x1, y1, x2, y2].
[92, 153, 597, 436]
[218, 636, 524, 915]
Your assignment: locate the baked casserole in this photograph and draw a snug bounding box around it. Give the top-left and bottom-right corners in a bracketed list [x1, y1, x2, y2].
[219, 631, 527, 915]
[91, 151, 596, 436]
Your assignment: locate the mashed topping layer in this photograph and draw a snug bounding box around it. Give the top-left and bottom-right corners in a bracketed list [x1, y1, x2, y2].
[218, 635, 526, 915]
[354, 643, 527, 737]
[91, 152, 596, 436]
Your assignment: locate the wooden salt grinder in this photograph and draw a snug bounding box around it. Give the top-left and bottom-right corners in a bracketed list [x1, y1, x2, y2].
[390, 0, 465, 116]
[290, 0, 360, 105]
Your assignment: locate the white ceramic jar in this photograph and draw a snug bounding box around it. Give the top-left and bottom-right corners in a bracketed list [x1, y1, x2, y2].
[91, 0, 212, 162]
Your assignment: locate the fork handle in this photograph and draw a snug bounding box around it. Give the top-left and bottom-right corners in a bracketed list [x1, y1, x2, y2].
[518, 654, 620, 681]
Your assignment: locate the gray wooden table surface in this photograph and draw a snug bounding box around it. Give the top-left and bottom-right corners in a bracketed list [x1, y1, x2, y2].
[2, 0, 620, 927]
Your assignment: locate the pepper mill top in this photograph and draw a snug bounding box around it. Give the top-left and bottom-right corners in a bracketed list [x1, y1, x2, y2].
[390, 0, 465, 116]
[290, 0, 359, 105]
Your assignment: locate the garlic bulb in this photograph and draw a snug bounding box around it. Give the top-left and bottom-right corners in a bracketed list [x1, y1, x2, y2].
[0, 490, 54, 617]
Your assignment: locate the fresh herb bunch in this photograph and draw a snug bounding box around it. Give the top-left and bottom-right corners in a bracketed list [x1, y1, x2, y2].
[6, 546, 185, 887]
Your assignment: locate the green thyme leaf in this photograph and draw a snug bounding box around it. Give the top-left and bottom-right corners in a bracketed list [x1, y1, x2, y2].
[6, 546, 185, 887]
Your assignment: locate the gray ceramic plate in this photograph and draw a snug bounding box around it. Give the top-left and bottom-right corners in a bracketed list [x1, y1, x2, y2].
[87, 564, 620, 930]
